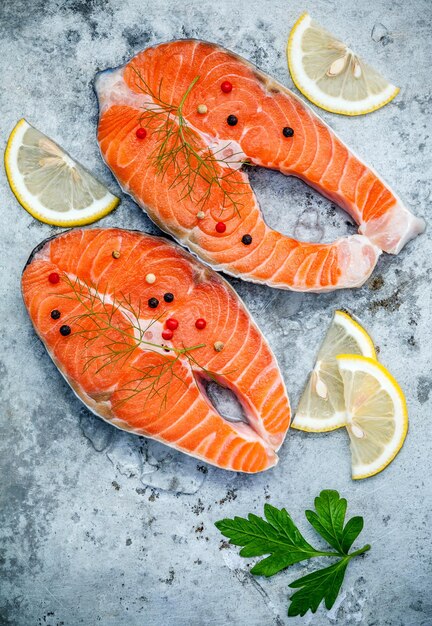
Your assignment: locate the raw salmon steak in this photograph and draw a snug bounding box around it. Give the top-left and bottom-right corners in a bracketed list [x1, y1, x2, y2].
[95, 40, 424, 292]
[22, 228, 291, 473]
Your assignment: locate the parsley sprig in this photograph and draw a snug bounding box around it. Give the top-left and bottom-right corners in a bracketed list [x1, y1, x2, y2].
[215, 490, 370, 617]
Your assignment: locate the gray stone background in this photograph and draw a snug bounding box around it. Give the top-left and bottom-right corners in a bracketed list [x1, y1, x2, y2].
[1, 0, 431, 624]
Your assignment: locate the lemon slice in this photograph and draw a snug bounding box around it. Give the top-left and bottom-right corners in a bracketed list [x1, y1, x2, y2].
[5, 119, 119, 226]
[287, 12, 399, 115]
[336, 355, 408, 479]
[293, 311, 376, 432]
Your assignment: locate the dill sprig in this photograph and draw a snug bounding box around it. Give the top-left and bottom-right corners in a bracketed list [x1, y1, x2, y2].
[57, 275, 208, 415]
[131, 67, 249, 217]
[115, 351, 190, 415]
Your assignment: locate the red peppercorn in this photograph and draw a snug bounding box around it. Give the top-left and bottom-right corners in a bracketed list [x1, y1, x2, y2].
[215, 222, 226, 233]
[166, 318, 179, 331]
[48, 272, 60, 284]
[195, 318, 206, 330]
[162, 329, 173, 340]
[136, 127, 147, 139]
[221, 81, 232, 93]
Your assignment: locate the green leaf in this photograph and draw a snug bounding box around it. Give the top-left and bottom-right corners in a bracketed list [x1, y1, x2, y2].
[251, 552, 311, 577]
[215, 505, 322, 576]
[341, 516, 364, 553]
[305, 489, 350, 554]
[288, 558, 349, 617]
[263, 504, 314, 548]
[214, 490, 370, 618]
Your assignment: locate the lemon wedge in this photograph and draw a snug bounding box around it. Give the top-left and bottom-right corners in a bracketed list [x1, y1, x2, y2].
[287, 12, 399, 115]
[336, 355, 408, 479]
[293, 310, 376, 432]
[5, 119, 119, 226]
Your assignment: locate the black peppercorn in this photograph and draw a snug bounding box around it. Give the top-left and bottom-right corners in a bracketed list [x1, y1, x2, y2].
[282, 126, 294, 137]
[241, 234, 252, 245]
[227, 114, 238, 126]
[148, 297, 159, 308]
[51, 309, 61, 320]
[59, 325, 71, 336]
[164, 292, 174, 303]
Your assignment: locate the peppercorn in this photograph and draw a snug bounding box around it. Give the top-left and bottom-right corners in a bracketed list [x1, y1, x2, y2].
[282, 126, 294, 137]
[197, 104, 208, 114]
[221, 81, 233, 93]
[162, 329, 173, 340]
[136, 127, 147, 139]
[164, 292, 174, 303]
[166, 318, 179, 331]
[241, 234, 252, 245]
[148, 297, 159, 308]
[112, 250, 120, 259]
[227, 115, 238, 126]
[215, 222, 226, 233]
[60, 325, 71, 336]
[214, 341, 224, 352]
[195, 318, 206, 330]
[50, 309, 61, 320]
[48, 272, 60, 284]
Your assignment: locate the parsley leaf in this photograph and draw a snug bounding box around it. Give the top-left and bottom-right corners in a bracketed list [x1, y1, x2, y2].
[305, 489, 364, 554]
[215, 490, 370, 617]
[215, 504, 327, 577]
[288, 558, 349, 617]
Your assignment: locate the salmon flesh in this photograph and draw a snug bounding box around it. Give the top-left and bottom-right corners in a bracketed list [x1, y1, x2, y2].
[22, 228, 291, 473]
[95, 40, 424, 292]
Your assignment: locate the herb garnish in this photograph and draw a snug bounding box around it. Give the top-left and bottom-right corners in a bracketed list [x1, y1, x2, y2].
[58, 275, 209, 414]
[131, 68, 249, 217]
[215, 489, 370, 617]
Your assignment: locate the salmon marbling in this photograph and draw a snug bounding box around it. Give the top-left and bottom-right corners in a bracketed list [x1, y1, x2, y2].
[95, 40, 424, 292]
[22, 228, 291, 473]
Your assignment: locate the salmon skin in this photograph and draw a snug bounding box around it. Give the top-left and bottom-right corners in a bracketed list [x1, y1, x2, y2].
[95, 40, 424, 293]
[22, 228, 291, 473]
